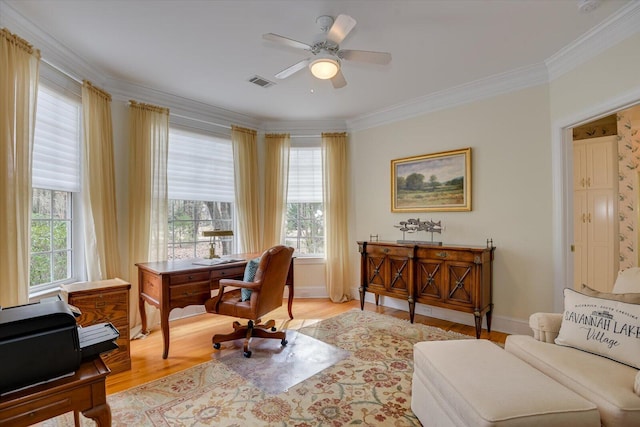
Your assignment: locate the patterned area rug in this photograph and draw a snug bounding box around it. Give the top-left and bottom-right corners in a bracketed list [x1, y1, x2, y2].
[41, 309, 471, 426]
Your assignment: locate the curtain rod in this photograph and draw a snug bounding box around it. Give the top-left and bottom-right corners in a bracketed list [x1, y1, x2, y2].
[41, 61, 339, 137]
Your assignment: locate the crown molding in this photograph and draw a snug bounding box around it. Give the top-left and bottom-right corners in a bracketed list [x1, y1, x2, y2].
[546, 1, 640, 80]
[260, 120, 347, 136]
[0, 0, 107, 85]
[107, 78, 261, 132]
[3, 0, 638, 134]
[347, 63, 549, 132]
[347, 2, 640, 132]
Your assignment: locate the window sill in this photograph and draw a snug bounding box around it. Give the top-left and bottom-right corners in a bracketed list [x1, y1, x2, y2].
[293, 256, 325, 265]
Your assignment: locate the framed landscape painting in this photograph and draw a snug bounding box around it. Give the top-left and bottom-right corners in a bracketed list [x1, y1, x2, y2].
[391, 147, 471, 212]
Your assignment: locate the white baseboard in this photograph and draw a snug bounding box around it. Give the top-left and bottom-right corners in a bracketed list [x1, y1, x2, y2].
[351, 287, 531, 336]
[167, 286, 531, 336]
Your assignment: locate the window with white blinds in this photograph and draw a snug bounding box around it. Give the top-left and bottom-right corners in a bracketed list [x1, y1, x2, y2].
[168, 128, 234, 201]
[30, 81, 82, 290]
[32, 85, 81, 192]
[287, 146, 322, 203]
[285, 144, 324, 255]
[167, 127, 235, 259]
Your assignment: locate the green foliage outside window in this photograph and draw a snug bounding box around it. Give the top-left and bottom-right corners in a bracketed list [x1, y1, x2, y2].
[30, 189, 72, 287]
[168, 200, 233, 259]
[285, 202, 324, 255]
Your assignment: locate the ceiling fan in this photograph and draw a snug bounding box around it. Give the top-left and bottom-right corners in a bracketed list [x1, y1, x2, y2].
[263, 14, 392, 89]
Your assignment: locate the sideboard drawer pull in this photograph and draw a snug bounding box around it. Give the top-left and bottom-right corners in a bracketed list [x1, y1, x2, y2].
[435, 251, 447, 258]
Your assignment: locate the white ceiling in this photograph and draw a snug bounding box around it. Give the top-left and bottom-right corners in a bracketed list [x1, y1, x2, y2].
[3, 0, 636, 123]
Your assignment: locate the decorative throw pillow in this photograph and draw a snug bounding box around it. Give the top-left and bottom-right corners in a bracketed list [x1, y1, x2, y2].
[241, 257, 260, 302]
[613, 267, 640, 294]
[580, 284, 640, 304]
[555, 288, 640, 369]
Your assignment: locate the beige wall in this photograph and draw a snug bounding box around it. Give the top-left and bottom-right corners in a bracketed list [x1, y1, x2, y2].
[350, 86, 553, 333]
[349, 32, 640, 333]
[550, 32, 640, 122]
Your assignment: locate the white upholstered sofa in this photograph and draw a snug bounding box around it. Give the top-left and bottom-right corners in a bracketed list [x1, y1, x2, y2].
[505, 268, 640, 426]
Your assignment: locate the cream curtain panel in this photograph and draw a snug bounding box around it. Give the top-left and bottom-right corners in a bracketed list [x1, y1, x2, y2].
[0, 28, 40, 307]
[322, 132, 351, 302]
[262, 133, 290, 249]
[127, 100, 169, 337]
[231, 125, 261, 253]
[81, 81, 121, 280]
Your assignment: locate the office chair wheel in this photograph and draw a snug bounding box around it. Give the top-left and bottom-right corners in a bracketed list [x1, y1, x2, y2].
[213, 343, 221, 350]
[271, 326, 276, 331]
[243, 350, 252, 358]
[281, 339, 288, 346]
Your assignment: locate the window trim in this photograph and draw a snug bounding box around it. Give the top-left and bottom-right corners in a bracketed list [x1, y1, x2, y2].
[29, 78, 85, 296]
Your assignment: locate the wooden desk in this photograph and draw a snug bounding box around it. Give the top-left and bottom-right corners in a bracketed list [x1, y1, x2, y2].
[0, 358, 111, 427]
[136, 254, 294, 359]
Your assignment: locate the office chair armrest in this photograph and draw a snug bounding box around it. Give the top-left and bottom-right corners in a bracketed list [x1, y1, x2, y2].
[219, 279, 262, 290]
[206, 280, 263, 313]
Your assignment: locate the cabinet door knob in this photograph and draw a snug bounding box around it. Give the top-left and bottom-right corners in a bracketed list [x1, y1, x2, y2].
[436, 251, 447, 258]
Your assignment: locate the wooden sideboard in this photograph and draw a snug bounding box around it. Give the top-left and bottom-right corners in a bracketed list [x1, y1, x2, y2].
[136, 254, 294, 359]
[60, 278, 131, 374]
[358, 241, 495, 338]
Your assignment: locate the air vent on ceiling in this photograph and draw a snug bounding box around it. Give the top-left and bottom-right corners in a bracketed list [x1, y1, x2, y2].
[248, 75, 275, 88]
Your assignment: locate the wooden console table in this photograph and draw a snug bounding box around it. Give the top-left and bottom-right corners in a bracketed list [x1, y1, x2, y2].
[358, 241, 495, 338]
[136, 254, 294, 359]
[0, 357, 111, 426]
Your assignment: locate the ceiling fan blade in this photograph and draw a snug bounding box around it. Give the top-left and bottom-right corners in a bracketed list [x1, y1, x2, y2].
[331, 69, 347, 89]
[339, 49, 392, 65]
[275, 58, 311, 79]
[326, 14, 356, 45]
[263, 33, 311, 51]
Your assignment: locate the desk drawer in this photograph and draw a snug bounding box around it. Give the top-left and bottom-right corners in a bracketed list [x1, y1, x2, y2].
[210, 266, 245, 280]
[169, 281, 210, 301]
[0, 386, 91, 426]
[170, 271, 210, 285]
[69, 290, 128, 326]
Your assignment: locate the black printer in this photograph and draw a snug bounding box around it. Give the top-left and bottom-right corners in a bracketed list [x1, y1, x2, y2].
[0, 298, 119, 394]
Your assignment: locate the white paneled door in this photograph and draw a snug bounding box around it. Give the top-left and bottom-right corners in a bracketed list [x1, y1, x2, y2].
[573, 136, 618, 291]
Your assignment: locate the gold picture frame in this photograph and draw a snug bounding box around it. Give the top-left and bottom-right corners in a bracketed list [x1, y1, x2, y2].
[391, 147, 471, 212]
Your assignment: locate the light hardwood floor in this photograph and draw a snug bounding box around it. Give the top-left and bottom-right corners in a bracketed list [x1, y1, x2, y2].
[105, 299, 508, 394]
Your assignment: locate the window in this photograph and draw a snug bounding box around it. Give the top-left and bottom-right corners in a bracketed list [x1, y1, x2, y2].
[31, 84, 81, 290]
[285, 145, 324, 255]
[167, 128, 235, 259]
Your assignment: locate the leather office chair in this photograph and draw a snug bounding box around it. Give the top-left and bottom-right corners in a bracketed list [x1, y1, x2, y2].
[204, 245, 294, 357]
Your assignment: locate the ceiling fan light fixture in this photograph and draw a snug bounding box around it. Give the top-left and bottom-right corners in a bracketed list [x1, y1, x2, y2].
[309, 57, 340, 80]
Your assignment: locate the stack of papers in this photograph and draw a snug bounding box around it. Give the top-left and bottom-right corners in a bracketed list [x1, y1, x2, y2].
[192, 258, 243, 266]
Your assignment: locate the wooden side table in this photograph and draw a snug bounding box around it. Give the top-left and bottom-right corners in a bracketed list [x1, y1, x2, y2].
[0, 357, 111, 426]
[60, 278, 131, 374]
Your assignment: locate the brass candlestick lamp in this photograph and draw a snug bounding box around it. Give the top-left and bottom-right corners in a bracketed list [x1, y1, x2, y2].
[203, 230, 234, 259]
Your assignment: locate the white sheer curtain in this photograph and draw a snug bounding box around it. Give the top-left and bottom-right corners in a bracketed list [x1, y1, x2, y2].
[81, 80, 121, 280]
[128, 100, 169, 337]
[263, 133, 290, 249]
[0, 28, 40, 307]
[322, 132, 351, 302]
[231, 125, 261, 253]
